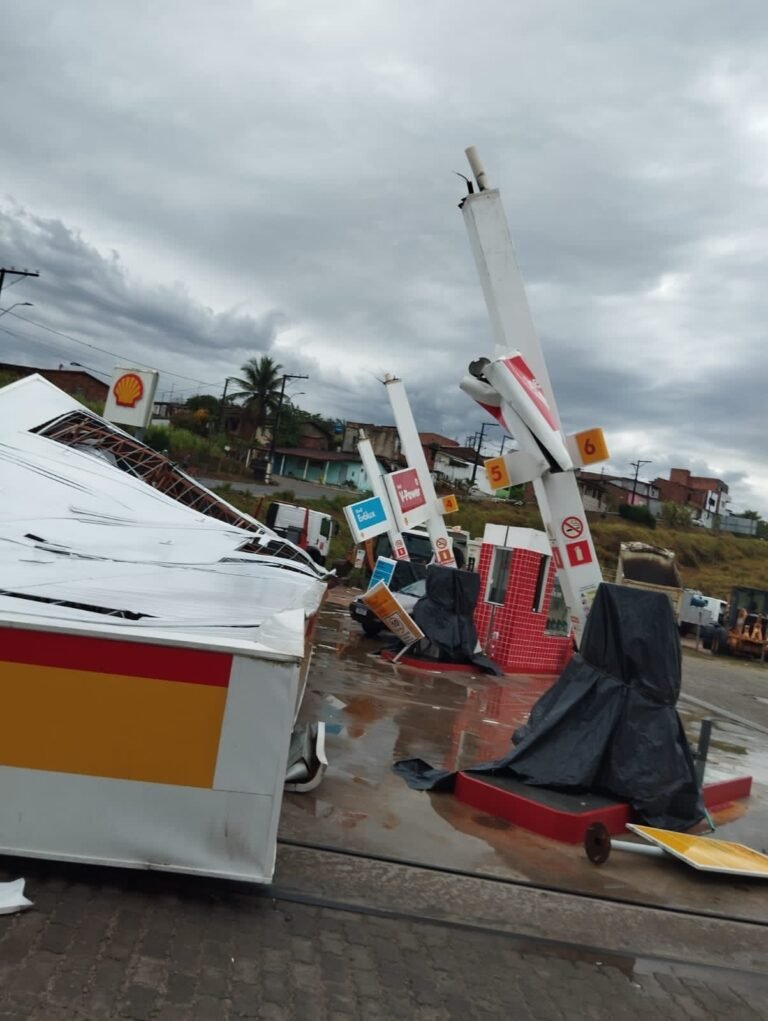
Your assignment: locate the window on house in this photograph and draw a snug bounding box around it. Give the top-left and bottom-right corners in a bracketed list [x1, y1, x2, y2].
[532, 555, 550, 612]
[486, 547, 513, 606]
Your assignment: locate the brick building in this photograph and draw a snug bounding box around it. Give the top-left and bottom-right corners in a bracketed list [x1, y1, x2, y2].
[0, 362, 108, 404]
[653, 468, 729, 526]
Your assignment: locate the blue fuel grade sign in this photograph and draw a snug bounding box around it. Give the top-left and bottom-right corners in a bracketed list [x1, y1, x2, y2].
[343, 495, 391, 543]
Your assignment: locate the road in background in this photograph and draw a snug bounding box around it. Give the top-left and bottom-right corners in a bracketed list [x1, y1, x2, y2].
[199, 475, 353, 504]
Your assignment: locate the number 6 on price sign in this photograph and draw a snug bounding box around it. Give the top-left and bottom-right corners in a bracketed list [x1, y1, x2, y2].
[572, 428, 609, 466]
[484, 456, 511, 490]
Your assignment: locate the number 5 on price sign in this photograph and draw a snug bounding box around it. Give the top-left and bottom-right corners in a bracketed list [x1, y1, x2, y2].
[484, 456, 511, 491]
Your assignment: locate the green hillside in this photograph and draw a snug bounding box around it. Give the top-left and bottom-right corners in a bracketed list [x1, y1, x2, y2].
[218, 485, 768, 599]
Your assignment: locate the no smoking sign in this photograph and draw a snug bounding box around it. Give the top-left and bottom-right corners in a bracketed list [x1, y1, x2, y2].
[561, 515, 584, 540]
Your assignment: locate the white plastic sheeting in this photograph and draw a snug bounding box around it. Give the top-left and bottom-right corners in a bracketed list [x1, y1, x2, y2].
[0, 374, 327, 650]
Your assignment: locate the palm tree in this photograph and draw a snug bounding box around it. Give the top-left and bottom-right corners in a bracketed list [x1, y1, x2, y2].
[230, 356, 283, 436]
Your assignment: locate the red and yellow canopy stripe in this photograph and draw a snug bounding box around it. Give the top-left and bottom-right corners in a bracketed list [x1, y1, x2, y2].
[0, 627, 232, 788]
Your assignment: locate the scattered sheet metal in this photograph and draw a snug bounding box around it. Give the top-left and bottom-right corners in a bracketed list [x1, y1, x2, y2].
[284, 722, 328, 793]
[627, 824, 768, 878]
[0, 375, 329, 882]
[0, 879, 32, 915]
[586, 823, 768, 878]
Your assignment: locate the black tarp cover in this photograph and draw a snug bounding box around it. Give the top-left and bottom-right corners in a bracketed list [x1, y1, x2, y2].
[394, 583, 706, 831]
[400, 565, 501, 675]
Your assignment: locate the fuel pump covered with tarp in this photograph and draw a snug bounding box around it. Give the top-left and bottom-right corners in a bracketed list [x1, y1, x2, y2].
[395, 583, 706, 832]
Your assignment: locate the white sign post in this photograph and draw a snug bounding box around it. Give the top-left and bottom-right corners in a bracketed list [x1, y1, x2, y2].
[383, 376, 457, 567]
[459, 148, 605, 642]
[356, 433, 411, 560]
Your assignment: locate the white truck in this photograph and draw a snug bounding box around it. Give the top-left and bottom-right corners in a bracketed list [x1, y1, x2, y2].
[265, 502, 334, 565]
[677, 590, 726, 636]
[615, 542, 683, 609]
[615, 544, 725, 634]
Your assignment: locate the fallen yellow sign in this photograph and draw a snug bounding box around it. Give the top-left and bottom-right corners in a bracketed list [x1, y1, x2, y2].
[361, 582, 424, 645]
[627, 824, 768, 878]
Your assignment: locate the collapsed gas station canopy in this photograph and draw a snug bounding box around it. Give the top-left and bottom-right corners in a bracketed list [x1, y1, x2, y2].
[0, 375, 327, 882]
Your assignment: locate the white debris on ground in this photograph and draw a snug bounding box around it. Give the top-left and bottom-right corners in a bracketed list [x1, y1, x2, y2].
[0, 879, 32, 916]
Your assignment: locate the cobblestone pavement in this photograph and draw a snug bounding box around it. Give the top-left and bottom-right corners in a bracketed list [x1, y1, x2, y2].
[1, 864, 766, 1021]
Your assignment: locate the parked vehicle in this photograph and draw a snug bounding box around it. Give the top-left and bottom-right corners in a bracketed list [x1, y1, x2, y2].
[677, 589, 726, 636]
[707, 586, 768, 657]
[265, 501, 334, 565]
[349, 578, 426, 637]
[614, 542, 683, 611]
[363, 525, 468, 573]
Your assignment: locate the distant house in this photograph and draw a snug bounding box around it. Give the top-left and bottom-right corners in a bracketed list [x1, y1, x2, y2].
[0, 361, 108, 404]
[653, 468, 730, 528]
[296, 420, 335, 451]
[342, 422, 401, 461]
[341, 421, 491, 489]
[274, 448, 390, 491]
[576, 470, 659, 513]
[431, 444, 496, 493]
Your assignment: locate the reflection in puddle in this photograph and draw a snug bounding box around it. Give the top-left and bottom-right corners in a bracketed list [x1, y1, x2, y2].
[280, 598, 768, 924]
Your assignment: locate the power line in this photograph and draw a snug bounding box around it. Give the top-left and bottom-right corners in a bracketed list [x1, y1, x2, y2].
[0, 267, 39, 300]
[4, 309, 219, 387]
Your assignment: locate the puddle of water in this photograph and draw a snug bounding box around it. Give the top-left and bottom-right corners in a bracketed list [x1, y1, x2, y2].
[281, 600, 768, 923]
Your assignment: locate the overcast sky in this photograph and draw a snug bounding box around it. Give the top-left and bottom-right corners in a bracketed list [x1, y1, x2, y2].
[2, 1, 768, 513]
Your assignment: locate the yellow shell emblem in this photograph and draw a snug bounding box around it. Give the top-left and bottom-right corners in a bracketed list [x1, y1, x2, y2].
[113, 373, 144, 408]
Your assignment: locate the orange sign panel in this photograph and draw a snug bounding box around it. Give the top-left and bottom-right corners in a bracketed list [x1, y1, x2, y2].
[441, 494, 459, 514]
[361, 582, 424, 644]
[628, 824, 768, 877]
[573, 427, 609, 466]
[484, 456, 511, 491]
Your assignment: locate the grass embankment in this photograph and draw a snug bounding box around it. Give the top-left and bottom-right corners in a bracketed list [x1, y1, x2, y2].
[215, 485, 768, 598]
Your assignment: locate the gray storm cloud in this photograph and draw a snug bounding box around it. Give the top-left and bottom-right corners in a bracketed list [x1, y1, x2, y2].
[2, 0, 767, 510]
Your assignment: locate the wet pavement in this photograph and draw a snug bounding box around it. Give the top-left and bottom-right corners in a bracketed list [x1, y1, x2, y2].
[280, 588, 768, 926]
[1, 586, 766, 1020]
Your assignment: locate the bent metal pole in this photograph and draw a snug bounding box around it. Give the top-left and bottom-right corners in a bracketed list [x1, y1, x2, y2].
[458, 147, 603, 643]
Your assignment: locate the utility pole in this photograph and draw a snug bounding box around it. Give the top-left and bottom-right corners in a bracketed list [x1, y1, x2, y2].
[0, 268, 39, 300]
[470, 421, 499, 485]
[629, 459, 652, 505]
[267, 372, 309, 482]
[217, 376, 240, 434]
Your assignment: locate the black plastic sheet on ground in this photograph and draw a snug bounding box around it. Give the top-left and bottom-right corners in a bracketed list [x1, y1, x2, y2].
[394, 582, 706, 831]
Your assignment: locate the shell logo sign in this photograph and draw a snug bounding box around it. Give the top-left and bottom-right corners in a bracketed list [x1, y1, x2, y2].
[112, 373, 144, 408]
[103, 365, 159, 429]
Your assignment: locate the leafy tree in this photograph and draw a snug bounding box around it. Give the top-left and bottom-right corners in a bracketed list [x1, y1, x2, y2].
[659, 501, 692, 528]
[230, 355, 283, 432]
[275, 403, 336, 447]
[618, 503, 656, 528]
[170, 408, 209, 436]
[186, 394, 220, 416]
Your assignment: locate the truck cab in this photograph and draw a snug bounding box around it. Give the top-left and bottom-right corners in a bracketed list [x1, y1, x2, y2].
[265, 502, 334, 565]
[364, 524, 468, 575]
